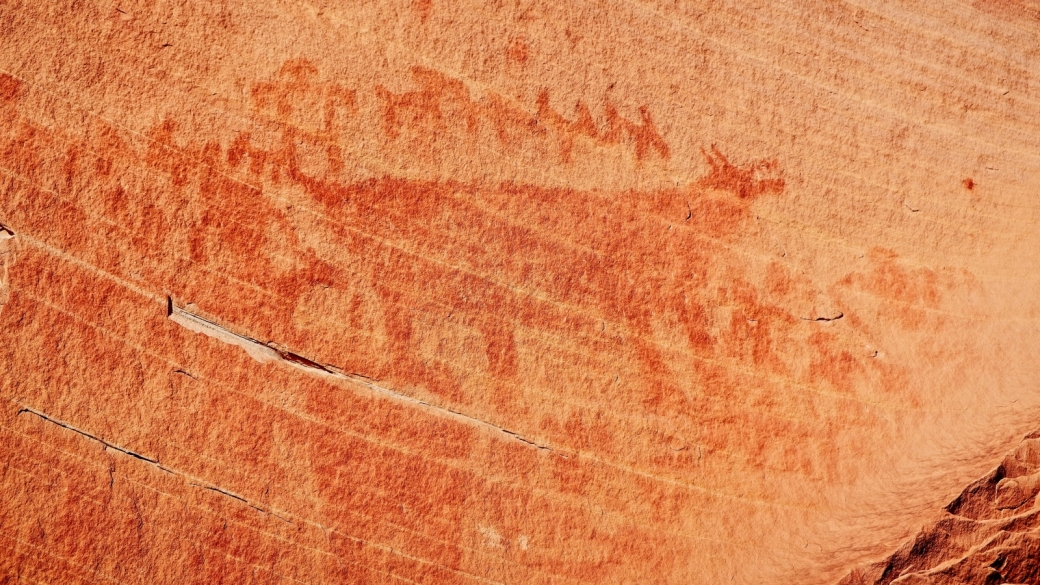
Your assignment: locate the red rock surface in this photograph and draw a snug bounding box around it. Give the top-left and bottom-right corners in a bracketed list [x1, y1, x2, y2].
[1, 0, 1039, 583]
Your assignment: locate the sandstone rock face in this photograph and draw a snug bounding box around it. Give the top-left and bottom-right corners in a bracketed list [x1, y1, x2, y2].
[842, 433, 1040, 584]
[1, 1, 1039, 583]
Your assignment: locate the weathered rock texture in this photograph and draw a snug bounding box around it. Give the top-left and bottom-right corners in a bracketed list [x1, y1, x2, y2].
[842, 433, 1040, 584]
[0, 0, 1039, 583]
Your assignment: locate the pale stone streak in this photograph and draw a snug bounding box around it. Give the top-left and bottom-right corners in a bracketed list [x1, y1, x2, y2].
[0, 222, 12, 313]
[169, 297, 563, 455]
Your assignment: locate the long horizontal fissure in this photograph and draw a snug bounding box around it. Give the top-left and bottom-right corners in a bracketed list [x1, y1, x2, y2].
[166, 298, 563, 455]
[17, 407, 159, 464]
[14, 406, 288, 520]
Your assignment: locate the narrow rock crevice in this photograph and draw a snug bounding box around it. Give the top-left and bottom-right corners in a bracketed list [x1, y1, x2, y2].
[15, 405, 290, 521]
[18, 407, 160, 464]
[800, 312, 844, 322]
[166, 297, 564, 455]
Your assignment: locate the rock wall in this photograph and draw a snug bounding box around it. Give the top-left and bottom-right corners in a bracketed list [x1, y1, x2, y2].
[1, 0, 1039, 583]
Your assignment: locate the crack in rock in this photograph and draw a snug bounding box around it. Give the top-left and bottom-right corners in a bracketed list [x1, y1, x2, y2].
[15, 405, 290, 521]
[167, 297, 564, 455]
[800, 311, 844, 322]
